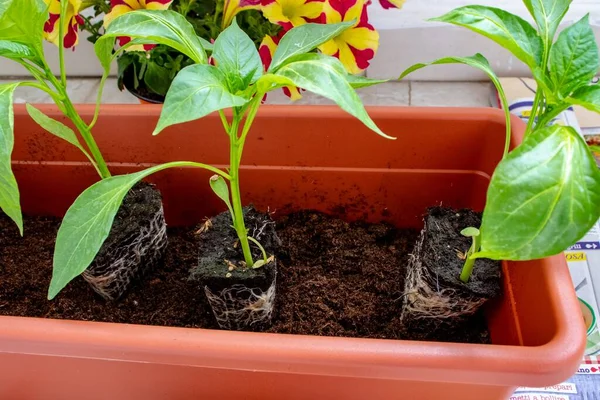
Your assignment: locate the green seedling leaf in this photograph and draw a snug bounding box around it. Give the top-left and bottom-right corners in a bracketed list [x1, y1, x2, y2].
[213, 19, 262, 91]
[97, 10, 207, 67]
[0, 82, 22, 234]
[346, 74, 388, 89]
[549, 15, 599, 97]
[209, 175, 235, 223]
[273, 53, 393, 140]
[25, 104, 82, 148]
[269, 21, 353, 72]
[431, 6, 543, 69]
[0, 0, 46, 56]
[399, 54, 512, 157]
[50, 161, 227, 299]
[567, 84, 600, 112]
[477, 125, 600, 261]
[461, 227, 480, 237]
[153, 64, 248, 135]
[523, 0, 572, 48]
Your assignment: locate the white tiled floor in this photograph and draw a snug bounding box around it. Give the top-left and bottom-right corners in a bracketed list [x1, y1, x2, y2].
[0, 78, 493, 107]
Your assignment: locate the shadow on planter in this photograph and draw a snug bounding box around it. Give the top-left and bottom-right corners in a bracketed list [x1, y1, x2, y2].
[3, 104, 585, 400]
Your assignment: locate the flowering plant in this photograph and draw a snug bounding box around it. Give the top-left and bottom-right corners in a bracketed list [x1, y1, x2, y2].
[77, 0, 403, 100]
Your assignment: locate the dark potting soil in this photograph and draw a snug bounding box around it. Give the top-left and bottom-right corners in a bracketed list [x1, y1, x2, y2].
[0, 210, 492, 343]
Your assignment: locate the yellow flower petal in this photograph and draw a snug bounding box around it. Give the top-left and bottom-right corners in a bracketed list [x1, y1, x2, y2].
[297, 1, 324, 19]
[343, 0, 365, 24]
[318, 38, 339, 56]
[262, 2, 291, 25]
[124, 0, 143, 8]
[337, 41, 360, 74]
[104, 4, 134, 27]
[342, 27, 379, 51]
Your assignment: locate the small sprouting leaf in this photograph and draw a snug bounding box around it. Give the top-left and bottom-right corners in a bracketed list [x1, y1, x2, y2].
[567, 84, 600, 113]
[0, 82, 22, 234]
[522, 0, 572, 48]
[0, 0, 46, 55]
[153, 64, 248, 135]
[461, 227, 480, 237]
[431, 6, 543, 69]
[477, 125, 600, 261]
[346, 74, 388, 89]
[549, 15, 599, 97]
[26, 104, 82, 149]
[213, 19, 262, 90]
[97, 10, 207, 66]
[269, 21, 353, 72]
[273, 53, 393, 140]
[209, 175, 235, 222]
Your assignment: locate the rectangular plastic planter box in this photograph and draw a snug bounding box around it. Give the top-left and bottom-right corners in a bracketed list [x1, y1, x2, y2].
[1, 104, 585, 400]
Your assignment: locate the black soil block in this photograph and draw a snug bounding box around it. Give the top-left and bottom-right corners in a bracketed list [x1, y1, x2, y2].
[0, 209, 494, 344]
[401, 207, 502, 341]
[189, 206, 280, 331]
[82, 182, 168, 300]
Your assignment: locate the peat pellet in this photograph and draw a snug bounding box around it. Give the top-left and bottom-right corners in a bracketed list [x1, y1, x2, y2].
[400, 207, 502, 341]
[82, 182, 168, 300]
[189, 206, 280, 331]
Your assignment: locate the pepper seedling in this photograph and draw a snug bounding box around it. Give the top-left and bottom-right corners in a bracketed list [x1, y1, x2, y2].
[0, 0, 114, 234]
[400, 0, 600, 282]
[48, 9, 392, 297]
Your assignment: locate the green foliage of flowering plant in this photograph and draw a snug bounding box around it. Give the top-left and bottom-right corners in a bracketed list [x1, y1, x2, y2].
[47, 9, 392, 299]
[400, 0, 600, 282]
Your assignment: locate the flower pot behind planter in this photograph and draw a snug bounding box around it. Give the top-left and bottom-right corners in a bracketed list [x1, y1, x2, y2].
[2, 105, 585, 400]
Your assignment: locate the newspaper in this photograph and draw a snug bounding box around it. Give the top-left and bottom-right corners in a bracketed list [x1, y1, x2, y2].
[494, 78, 600, 399]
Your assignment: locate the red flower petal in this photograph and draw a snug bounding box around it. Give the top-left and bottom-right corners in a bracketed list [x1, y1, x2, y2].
[327, 0, 358, 20]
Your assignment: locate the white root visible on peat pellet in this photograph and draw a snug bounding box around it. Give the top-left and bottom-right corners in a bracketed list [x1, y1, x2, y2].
[204, 275, 277, 331]
[400, 229, 486, 322]
[82, 206, 168, 300]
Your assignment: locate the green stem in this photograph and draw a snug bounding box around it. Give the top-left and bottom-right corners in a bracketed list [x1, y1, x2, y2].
[525, 90, 542, 136]
[88, 71, 109, 130]
[219, 110, 230, 132]
[58, 0, 68, 88]
[228, 113, 254, 267]
[20, 82, 63, 104]
[536, 106, 566, 130]
[47, 73, 111, 179]
[237, 95, 262, 164]
[460, 234, 481, 283]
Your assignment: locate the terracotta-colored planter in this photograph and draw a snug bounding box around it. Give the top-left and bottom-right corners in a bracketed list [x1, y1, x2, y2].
[3, 105, 585, 400]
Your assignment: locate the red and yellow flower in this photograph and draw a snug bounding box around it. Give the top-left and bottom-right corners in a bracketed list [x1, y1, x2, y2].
[261, 0, 325, 31]
[259, 33, 303, 101]
[377, 0, 404, 10]
[43, 0, 85, 49]
[317, 0, 379, 74]
[104, 0, 173, 51]
[222, 0, 263, 29]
